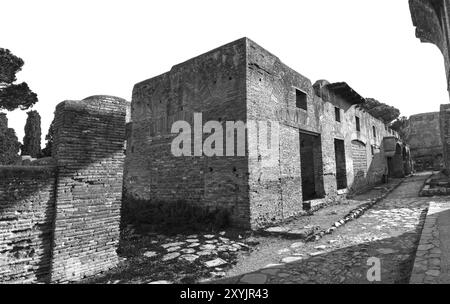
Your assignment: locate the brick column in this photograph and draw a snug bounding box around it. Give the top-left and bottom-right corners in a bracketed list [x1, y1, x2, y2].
[440, 104, 450, 171]
[50, 95, 126, 282]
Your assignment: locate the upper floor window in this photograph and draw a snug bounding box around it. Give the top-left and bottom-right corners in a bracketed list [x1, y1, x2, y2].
[296, 89, 307, 110]
[372, 126, 376, 138]
[355, 116, 360, 131]
[335, 107, 341, 122]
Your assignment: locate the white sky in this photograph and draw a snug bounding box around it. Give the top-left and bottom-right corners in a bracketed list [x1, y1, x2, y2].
[1, 0, 448, 147]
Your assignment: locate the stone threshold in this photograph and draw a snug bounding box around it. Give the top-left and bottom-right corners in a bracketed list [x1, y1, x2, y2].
[410, 202, 450, 284]
[260, 178, 405, 242]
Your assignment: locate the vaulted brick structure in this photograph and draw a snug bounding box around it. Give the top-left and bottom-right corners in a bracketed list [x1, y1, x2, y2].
[410, 0, 450, 170]
[124, 38, 408, 230]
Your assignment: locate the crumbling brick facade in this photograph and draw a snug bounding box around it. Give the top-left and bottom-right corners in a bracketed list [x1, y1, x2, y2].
[125, 38, 406, 230]
[0, 95, 127, 283]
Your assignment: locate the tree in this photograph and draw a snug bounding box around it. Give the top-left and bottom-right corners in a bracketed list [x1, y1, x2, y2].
[41, 118, 54, 157]
[390, 116, 409, 140]
[0, 48, 38, 111]
[21, 110, 41, 157]
[0, 115, 21, 165]
[360, 98, 400, 124]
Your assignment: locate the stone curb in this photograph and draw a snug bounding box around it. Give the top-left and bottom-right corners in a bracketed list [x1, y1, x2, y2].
[303, 178, 406, 243]
[409, 202, 448, 284]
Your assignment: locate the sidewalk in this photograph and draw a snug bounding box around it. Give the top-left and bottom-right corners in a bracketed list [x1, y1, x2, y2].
[410, 202, 450, 283]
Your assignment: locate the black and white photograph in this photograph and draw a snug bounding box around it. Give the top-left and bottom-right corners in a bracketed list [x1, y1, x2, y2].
[1, 0, 450, 296]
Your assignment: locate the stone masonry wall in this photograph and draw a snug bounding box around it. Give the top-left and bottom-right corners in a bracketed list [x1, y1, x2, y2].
[50, 95, 126, 282]
[125, 38, 249, 227]
[440, 104, 450, 170]
[407, 112, 443, 171]
[0, 166, 56, 283]
[410, 0, 450, 172]
[246, 39, 395, 227]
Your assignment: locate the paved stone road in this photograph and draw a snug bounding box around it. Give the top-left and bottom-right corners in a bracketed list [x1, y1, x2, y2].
[216, 173, 447, 284]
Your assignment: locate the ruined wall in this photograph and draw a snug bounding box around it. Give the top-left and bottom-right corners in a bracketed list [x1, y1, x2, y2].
[246, 39, 313, 227]
[50, 95, 126, 282]
[440, 104, 450, 170]
[407, 112, 443, 171]
[125, 38, 249, 227]
[245, 39, 394, 226]
[0, 166, 56, 283]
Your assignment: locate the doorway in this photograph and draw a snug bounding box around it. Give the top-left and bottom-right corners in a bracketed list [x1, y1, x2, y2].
[300, 131, 324, 201]
[334, 139, 347, 190]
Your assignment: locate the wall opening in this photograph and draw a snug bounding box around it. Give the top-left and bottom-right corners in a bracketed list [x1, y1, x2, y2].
[296, 89, 307, 110]
[334, 139, 347, 190]
[335, 107, 341, 122]
[355, 116, 361, 131]
[300, 131, 325, 201]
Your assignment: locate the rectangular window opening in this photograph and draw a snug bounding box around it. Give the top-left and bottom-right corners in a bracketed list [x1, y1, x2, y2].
[335, 107, 341, 122]
[355, 116, 360, 132]
[296, 89, 307, 110]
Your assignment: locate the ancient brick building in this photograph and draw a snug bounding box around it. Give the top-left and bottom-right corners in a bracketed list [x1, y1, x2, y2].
[407, 112, 443, 171]
[410, 0, 450, 170]
[0, 95, 127, 283]
[124, 38, 408, 229]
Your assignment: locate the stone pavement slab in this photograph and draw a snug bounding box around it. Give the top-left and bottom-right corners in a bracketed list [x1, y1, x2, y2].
[410, 202, 450, 284]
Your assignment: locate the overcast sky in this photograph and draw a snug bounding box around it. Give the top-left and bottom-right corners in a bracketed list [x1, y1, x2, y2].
[1, 0, 448, 147]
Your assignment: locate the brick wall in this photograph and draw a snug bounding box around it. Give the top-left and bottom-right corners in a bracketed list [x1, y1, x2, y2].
[0, 113, 7, 130]
[125, 38, 250, 228]
[0, 166, 56, 283]
[125, 37, 405, 230]
[246, 39, 394, 226]
[50, 95, 126, 282]
[407, 112, 443, 171]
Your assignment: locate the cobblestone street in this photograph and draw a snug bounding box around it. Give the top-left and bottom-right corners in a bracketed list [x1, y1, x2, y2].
[215, 173, 449, 284]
